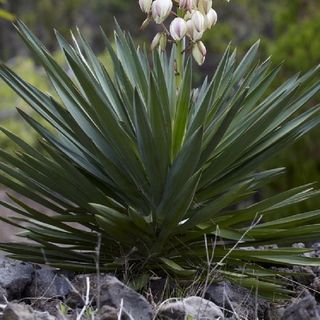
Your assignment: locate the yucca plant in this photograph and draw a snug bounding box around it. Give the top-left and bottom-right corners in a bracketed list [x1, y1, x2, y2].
[1, 17, 320, 299]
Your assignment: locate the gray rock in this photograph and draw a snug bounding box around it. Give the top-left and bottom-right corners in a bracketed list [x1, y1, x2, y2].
[0, 257, 33, 300]
[311, 242, 320, 255]
[99, 275, 154, 320]
[3, 303, 55, 320]
[265, 304, 285, 320]
[292, 266, 315, 285]
[281, 294, 320, 320]
[0, 286, 7, 303]
[156, 296, 223, 320]
[292, 243, 305, 249]
[98, 305, 133, 320]
[24, 268, 71, 298]
[66, 274, 100, 308]
[205, 281, 268, 320]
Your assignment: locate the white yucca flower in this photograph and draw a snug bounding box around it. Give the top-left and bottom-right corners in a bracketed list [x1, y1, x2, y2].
[179, 0, 193, 11]
[138, 0, 152, 13]
[197, 0, 212, 15]
[192, 40, 206, 65]
[170, 17, 188, 41]
[204, 8, 217, 29]
[186, 19, 203, 41]
[152, 0, 173, 24]
[190, 10, 205, 33]
[151, 32, 167, 50]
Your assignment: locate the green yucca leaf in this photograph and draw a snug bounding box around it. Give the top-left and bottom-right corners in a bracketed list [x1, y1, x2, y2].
[159, 258, 196, 277]
[172, 58, 192, 158]
[133, 88, 162, 206]
[227, 277, 294, 300]
[1, 20, 320, 298]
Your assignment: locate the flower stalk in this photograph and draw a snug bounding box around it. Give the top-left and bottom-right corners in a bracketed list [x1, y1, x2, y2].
[175, 38, 184, 89]
[138, 0, 229, 65]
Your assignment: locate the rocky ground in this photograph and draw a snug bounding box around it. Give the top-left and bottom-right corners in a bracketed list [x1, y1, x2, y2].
[0, 255, 320, 320]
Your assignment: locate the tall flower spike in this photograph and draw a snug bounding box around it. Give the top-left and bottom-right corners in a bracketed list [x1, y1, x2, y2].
[152, 0, 173, 24]
[170, 17, 187, 41]
[139, 0, 152, 13]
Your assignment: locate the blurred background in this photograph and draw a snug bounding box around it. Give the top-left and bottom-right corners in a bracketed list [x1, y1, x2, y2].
[0, 0, 319, 221]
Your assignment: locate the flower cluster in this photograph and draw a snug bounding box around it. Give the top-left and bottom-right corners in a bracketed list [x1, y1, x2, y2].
[139, 0, 230, 65]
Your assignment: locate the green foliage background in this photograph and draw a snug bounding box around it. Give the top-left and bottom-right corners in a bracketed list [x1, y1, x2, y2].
[0, 0, 320, 210]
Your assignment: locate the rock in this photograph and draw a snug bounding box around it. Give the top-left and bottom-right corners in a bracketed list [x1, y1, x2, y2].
[99, 275, 154, 320]
[265, 304, 285, 320]
[258, 244, 279, 250]
[205, 281, 268, 320]
[97, 305, 120, 320]
[281, 294, 320, 320]
[156, 296, 223, 320]
[66, 274, 99, 308]
[311, 242, 320, 256]
[3, 303, 55, 320]
[292, 243, 305, 249]
[0, 286, 7, 303]
[0, 257, 33, 300]
[24, 268, 71, 298]
[98, 305, 133, 320]
[292, 266, 315, 286]
[311, 277, 320, 292]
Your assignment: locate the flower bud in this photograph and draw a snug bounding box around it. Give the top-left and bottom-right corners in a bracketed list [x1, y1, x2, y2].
[159, 33, 168, 51]
[197, 0, 212, 15]
[151, 32, 161, 50]
[152, 0, 173, 24]
[151, 32, 167, 51]
[191, 10, 205, 32]
[192, 41, 206, 65]
[139, 0, 152, 13]
[205, 8, 217, 29]
[186, 19, 204, 41]
[170, 17, 187, 41]
[179, 0, 193, 11]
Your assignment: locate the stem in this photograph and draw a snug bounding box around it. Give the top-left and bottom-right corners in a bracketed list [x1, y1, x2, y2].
[175, 38, 185, 90]
[175, 8, 186, 90]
